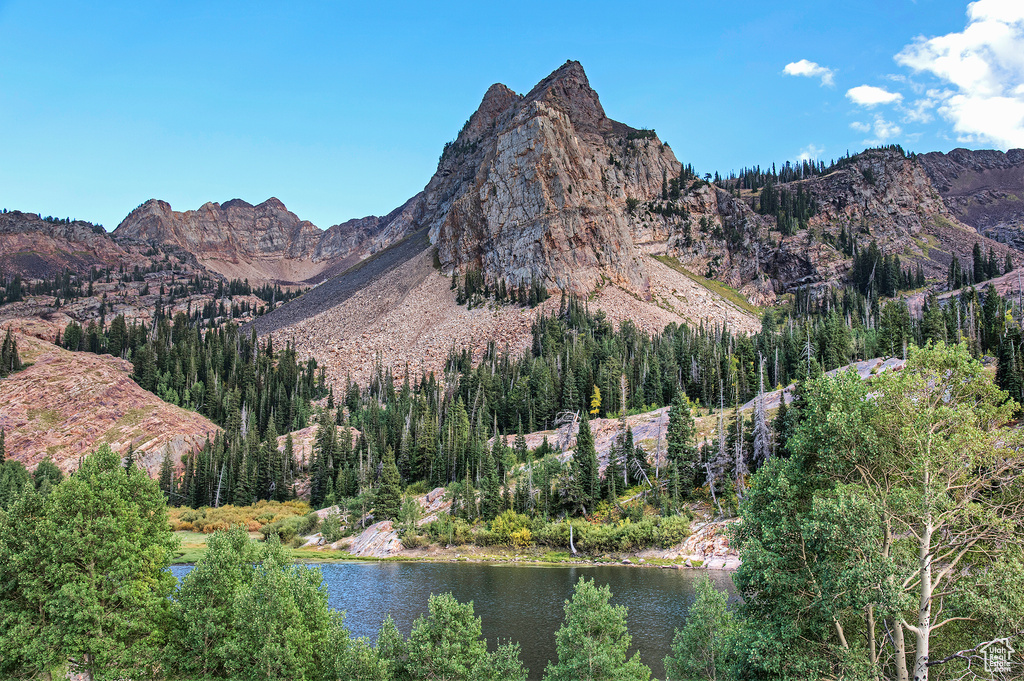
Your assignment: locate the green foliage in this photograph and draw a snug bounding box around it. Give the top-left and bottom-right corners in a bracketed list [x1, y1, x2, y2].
[320, 510, 345, 543]
[543, 577, 651, 681]
[0, 445, 178, 680]
[490, 509, 532, 547]
[406, 592, 528, 681]
[373, 447, 402, 521]
[167, 528, 347, 680]
[0, 327, 22, 377]
[664, 575, 736, 681]
[736, 342, 1024, 678]
[0, 459, 31, 510]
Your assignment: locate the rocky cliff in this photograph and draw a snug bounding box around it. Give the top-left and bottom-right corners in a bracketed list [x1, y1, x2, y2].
[409, 60, 680, 294]
[918, 148, 1024, 248]
[113, 197, 411, 286]
[0, 211, 151, 280]
[641, 148, 1018, 299]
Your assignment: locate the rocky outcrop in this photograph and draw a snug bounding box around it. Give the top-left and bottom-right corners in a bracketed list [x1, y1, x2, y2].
[348, 520, 405, 557]
[113, 197, 414, 286]
[918, 148, 1024, 248]
[0, 331, 220, 477]
[660, 149, 1018, 297]
[0, 211, 149, 280]
[401, 60, 681, 294]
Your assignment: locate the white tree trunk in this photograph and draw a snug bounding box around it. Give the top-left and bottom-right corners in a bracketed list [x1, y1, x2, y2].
[914, 518, 933, 681]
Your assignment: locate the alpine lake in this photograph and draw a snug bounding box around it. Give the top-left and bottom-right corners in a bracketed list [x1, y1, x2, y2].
[171, 560, 738, 680]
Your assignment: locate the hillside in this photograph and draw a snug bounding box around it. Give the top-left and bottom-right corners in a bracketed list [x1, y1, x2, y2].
[0, 327, 220, 476]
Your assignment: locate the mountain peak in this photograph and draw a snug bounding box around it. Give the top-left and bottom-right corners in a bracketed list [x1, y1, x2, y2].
[461, 83, 521, 142]
[524, 60, 610, 137]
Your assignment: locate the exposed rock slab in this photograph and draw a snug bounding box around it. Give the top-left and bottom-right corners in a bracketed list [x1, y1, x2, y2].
[0, 331, 220, 476]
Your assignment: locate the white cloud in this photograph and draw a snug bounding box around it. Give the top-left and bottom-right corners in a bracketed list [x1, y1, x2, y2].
[796, 144, 825, 162]
[902, 98, 937, 123]
[846, 85, 904, 107]
[895, 0, 1024, 148]
[850, 121, 872, 133]
[862, 115, 904, 145]
[783, 59, 835, 87]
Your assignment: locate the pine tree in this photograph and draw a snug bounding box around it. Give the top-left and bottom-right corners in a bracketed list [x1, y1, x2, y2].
[624, 428, 649, 487]
[666, 392, 698, 482]
[603, 440, 622, 502]
[0, 428, 5, 463]
[480, 439, 502, 520]
[574, 411, 599, 512]
[0, 328, 21, 377]
[374, 447, 402, 521]
[159, 446, 174, 502]
[544, 577, 651, 681]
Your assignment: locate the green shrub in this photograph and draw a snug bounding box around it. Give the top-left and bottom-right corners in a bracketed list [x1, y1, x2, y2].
[405, 480, 429, 496]
[320, 511, 344, 543]
[401, 533, 427, 549]
[489, 510, 531, 546]
[657, 514, 691, 548]
[473, 529, 499, 546]
[423, 515, 473, 545]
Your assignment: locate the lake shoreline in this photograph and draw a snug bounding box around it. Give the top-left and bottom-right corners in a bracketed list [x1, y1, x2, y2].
[171, 540, 740, 571]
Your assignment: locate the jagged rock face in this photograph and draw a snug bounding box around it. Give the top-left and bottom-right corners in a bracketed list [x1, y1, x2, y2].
[793, 150, 1013, 286]
[0, 211, 145, 279]
[116, 197, 324, 259]
[418, 60, 680, 293]
[918, 148, 1024, 248]
[114, 197, 390, 285]
[650, 149, 1019, 299]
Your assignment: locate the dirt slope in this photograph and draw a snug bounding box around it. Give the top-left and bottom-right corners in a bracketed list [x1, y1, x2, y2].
[0, 329, 220, 476]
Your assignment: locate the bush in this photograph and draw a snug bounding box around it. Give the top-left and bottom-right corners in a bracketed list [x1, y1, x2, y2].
[405, 480, 429, 496]
[657, 514, 691, 548]
[510, 527, 533, 550]
[473, 529, 500, 547]
[259, 512, 320, 542]
[401, 533, 427, 549]
[423, 515, 473, 545]
[534, 521, 571, 548]
[490, 510, 531, 546]
[321, 511, 344, 543]
[168, 501, 311, 533]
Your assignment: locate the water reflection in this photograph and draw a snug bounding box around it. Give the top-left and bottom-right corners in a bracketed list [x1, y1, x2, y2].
[171, 561, 737, 679]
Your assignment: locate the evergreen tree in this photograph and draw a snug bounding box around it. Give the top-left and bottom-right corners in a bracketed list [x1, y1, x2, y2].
[623, 428, 649, 487]
[0, 428, 5, 463]
[666, 392, 699, 482]
[603, 439, 622, 502]
[752, 359, 772, 466]
[543, 577, 651, 681]
[973, 242, 985, 283]
[374, 447, 402, 521]
[480, 439, 502, 521]
[0, 328, 21, 377]
[664, 575, 737, 681]
[573, 411, 599, 512]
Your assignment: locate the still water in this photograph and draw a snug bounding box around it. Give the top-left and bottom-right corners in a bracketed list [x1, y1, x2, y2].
[170, 561, 737, 679]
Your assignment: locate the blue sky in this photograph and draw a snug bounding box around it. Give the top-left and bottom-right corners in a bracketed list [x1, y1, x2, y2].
[1, 0, 1021, 230]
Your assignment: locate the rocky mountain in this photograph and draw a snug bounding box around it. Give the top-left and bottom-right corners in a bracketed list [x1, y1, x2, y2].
[114, 197, 378, 286]
[401, 60, 680, 294]
[918, 148, 1024, 248]
[0, 210, 152, 280]
[102, 62, 1024, 309]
